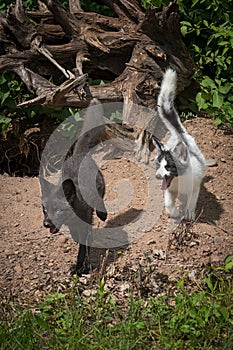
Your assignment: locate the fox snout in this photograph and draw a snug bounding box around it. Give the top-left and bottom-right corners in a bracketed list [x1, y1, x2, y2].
[43, 215, 54, 228]
[43, 214, 59, 234]
[155, 173, 163, 180]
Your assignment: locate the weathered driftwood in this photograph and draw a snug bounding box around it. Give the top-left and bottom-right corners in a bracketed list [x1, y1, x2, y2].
[0, 0, 195, 160]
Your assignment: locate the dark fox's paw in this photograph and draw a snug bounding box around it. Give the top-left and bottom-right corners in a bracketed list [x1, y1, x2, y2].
[70, 262, 92, 276]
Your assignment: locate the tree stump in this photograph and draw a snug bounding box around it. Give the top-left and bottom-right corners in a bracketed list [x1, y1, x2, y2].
[0, 0, 196, 165]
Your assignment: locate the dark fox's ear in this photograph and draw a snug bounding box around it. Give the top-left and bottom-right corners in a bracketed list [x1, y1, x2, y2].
[40, 177, 55, 195]
[152, 136, 164, 154]
[62, 179, 76, 203]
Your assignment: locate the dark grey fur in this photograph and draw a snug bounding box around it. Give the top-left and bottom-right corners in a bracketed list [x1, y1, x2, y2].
[40, 99, 107, 274]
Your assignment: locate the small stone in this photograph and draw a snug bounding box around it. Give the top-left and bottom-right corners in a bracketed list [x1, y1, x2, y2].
[63, 247, 71, 253]
[220, 158, 226, 163]
[79, 276, 88, 285]
[119, 282, 130, 293]
[31, 275, 39, 279]
[57, 236, 68, 245]
[147, 239, 156, 245]
[153, 249, 166, 259]
[206, 158, 217, 167]
[214, 236, 221, 244]
[151, 282, 160, 292]
[82, 289, 96, 297]
[14, 265, 22, 274]
[188, 270, 197, 280]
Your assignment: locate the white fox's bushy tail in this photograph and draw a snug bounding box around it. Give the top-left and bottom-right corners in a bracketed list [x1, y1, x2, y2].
[157, 69, 186, 135]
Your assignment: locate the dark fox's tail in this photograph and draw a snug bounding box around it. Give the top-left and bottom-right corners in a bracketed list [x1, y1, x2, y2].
[157, 69, 186, 136]
[74, 98, 105, 154]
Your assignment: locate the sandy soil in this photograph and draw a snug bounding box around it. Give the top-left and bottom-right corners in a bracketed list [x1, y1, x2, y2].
[0, 118, 232, 305]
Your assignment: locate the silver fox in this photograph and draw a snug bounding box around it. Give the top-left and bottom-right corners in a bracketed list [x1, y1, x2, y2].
[40, 99, 107, 274]
[153, 69, 206, 220]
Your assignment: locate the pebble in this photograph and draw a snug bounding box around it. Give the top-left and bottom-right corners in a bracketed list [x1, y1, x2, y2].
[150, 279, 160, 291]
[82, 289, 97, 297]
[214, 236, 221, 244]
[188, 270, 197, 280]
[63, 247, 71, 253]
[14, 265, 22, 274]
[147, 239, 156, 245]
[153, 249, 166, 259]
[79, 275, 92, 285]
[31, 275, 39, 279]
[206, 158, 217, 167]
[119, 282, 130, 293]
[57, 236, 69, 245]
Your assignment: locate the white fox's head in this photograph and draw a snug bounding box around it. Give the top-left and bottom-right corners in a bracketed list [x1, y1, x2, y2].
[152, 136, 188, 190]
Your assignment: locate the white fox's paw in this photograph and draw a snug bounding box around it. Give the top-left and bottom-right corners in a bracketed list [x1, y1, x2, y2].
[184, 209, 196, 221]
[166, 206, 180, 219]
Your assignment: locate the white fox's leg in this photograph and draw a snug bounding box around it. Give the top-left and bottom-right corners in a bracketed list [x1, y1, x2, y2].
[185, 186, 201, 220]
[164, 189, 179, 218]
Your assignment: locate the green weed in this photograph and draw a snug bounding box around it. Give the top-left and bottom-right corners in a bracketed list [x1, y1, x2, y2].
[0, 262, 232, 350]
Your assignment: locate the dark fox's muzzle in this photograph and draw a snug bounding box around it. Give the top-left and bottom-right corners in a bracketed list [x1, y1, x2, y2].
[43, 216, 59, 234]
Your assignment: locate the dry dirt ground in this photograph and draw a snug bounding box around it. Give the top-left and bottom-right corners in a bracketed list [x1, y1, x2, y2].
[0, 118, 232, 305]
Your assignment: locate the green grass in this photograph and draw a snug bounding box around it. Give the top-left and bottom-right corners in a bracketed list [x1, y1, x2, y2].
[1, 264, 233, 350]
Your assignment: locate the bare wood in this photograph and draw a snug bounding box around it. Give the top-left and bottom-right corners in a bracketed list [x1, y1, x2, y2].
[69, 0, 83, 13]
[18, 74, 89, 107]
[0, 0, 196, 159]
[100, 0, 144, 22]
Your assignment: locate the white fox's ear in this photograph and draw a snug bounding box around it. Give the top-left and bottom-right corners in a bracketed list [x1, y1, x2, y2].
[152, 136, 165, 154]
[62, 179, 76, 203]
[172, 141, 188, 162]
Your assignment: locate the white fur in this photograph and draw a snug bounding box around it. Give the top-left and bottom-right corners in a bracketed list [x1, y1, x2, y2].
[156, 158, 169, 178]
[156, 69, 206, 220]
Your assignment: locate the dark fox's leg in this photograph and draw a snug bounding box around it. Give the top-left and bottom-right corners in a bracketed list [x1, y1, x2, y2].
[75, 226, 93, 275]
[76, 244, 89, 274]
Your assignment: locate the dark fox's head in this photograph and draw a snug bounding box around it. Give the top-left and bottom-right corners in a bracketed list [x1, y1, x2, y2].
[40, 177, 77, 234]
[152, 136, 188, 190]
